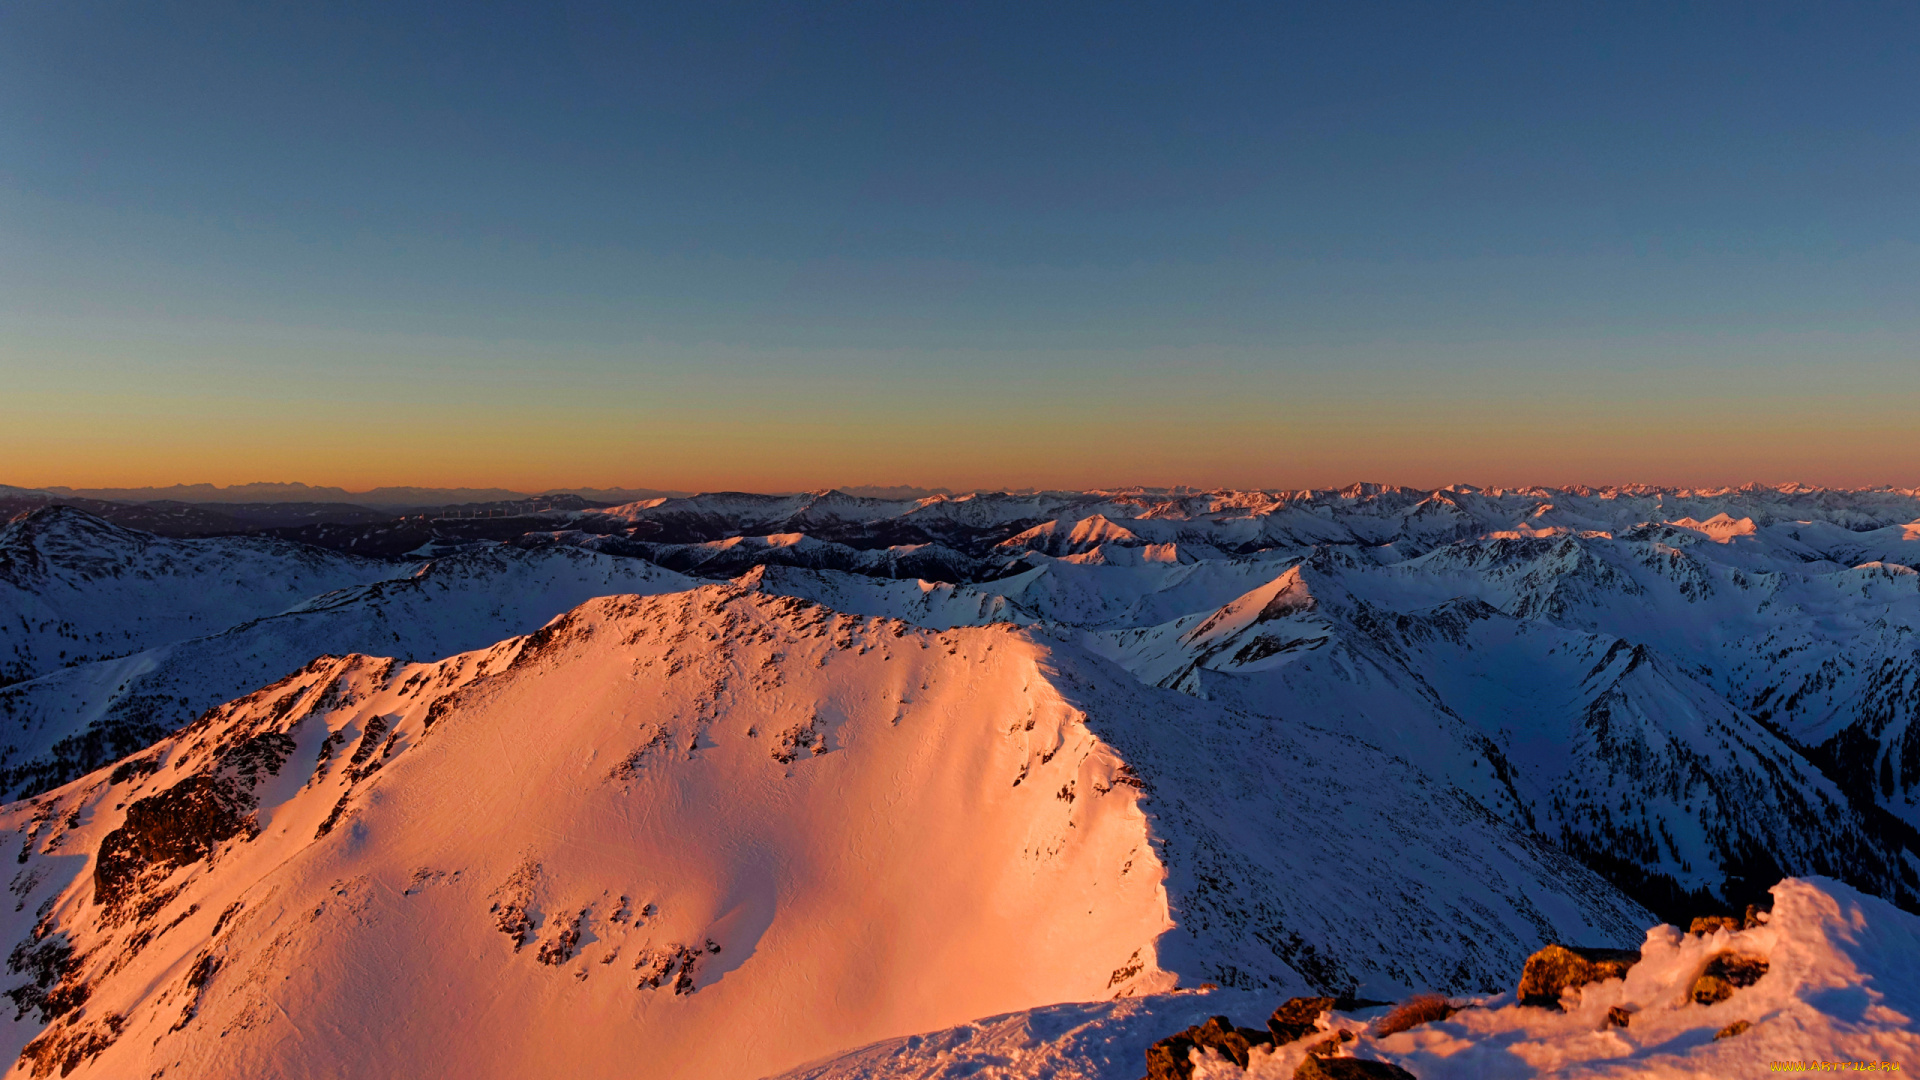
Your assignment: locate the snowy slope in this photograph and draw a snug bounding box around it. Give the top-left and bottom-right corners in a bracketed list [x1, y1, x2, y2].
[0, 591, 1173, 1080]
[1329, 532, 1920, 829]
[1027, 639, 1646, 997]
[0, 507, 400, 686]
[991, 554, 1305, 630]
[635, 532, 986, 581]
[0, 588, 1647, 1080]
[1093, 560, 1920, 920]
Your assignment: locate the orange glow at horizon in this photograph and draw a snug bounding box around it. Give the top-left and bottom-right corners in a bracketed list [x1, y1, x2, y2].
[8, 321, 1919, 495]
[8, 397, 1919, 495]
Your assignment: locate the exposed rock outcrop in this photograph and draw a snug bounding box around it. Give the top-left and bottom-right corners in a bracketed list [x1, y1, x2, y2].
[1687, 901, 1771, 936]
[1267, 995, 1337, 1044]
[1293, 1057, 1418, 1080]
[1690, 953, 1769, 1005]
[1516, 944, 1641, 1009]
[1145, 1014, 1272, 1079]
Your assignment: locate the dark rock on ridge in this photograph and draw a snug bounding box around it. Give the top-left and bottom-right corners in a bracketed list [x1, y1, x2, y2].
[1293, 1057, 1417, 1080]
[1516, 944, 1641, 1009]
[91, 730, 296, 921]
[1268, 995, 1337, 1044]
[1145, 1014, 1272, 1079]
[1691, 953, 1769, 1005]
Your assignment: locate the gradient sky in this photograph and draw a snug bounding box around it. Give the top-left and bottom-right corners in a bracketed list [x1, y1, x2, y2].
[4, 1, 1919, 492]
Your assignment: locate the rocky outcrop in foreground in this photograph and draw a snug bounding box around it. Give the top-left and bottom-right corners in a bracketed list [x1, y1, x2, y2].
[1109, 882, 1907, 1080]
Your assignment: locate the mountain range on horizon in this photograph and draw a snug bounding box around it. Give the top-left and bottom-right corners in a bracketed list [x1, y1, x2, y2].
[16, 480, 1920, 509]
[5, 482, 979, 508]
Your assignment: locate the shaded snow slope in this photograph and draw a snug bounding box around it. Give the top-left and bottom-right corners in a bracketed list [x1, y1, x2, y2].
[1338, 532, 1920, 829]
[1094, 562, 1920, 920]
[781, 877, 1918, 1080]
[992, 555, 1305, 631]
[1027, 641, 1647, 997]
[0, 507, 398, 686]
[774, 989, 1286, 1080]
[0, 546, 694, 800]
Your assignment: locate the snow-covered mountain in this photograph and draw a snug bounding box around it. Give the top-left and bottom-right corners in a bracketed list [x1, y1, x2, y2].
[731, 564, 1034, 629]
[629, 532, 985, 582]
[4, 485, 1920, 1078]
[0, 588, 1645, 1080]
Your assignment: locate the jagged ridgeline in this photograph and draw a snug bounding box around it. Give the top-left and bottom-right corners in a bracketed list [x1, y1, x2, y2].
[2, 484, 1919, 1077]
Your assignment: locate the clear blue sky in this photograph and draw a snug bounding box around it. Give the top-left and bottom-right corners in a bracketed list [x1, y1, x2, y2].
[4, 1, 1918, 491]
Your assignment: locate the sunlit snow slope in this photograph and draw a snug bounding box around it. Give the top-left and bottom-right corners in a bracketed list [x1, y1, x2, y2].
[0, 589, 1169, 1080]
